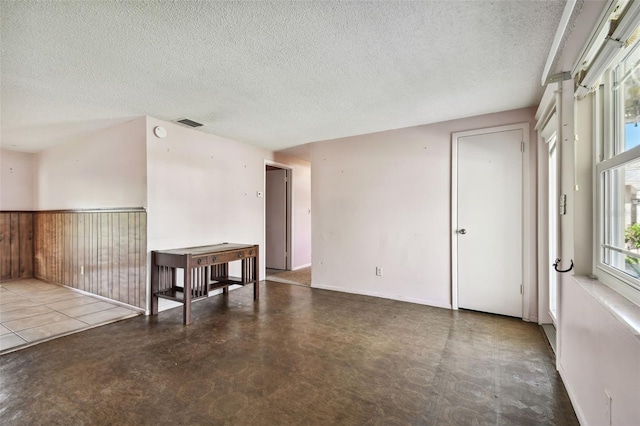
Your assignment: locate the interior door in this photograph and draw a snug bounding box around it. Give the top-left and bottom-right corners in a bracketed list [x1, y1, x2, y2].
[457, 128, 523, 318]
[548, 138, 559, 324]
[266, 168, 287, 270]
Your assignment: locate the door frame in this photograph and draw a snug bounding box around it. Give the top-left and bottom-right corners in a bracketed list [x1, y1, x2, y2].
[547, 135, 560, 325]
[264, 160, 293, 271]
[451, 122, 533, 320]
[536, 84, 561, 325]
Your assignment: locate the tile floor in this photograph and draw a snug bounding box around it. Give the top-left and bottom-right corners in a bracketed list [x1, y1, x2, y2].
[0, 278, 141, 354]
[265, 267, 312, 286]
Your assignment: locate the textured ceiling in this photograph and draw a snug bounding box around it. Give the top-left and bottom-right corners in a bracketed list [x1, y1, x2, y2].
[1, 1, 567, 153]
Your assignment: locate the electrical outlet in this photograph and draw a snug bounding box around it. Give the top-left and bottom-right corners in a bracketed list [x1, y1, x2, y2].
[80, 266, 84, 275]
[604, 390, 612, 425]
[376, 267, 383, 276]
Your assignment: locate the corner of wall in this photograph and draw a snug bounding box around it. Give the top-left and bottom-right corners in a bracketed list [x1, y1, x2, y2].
[0, 149, 36, 211]
[33, 117, 148, 210]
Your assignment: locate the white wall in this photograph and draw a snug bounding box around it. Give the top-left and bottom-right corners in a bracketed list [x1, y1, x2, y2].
[34, 117, 147, 210]
[311, 107, 537, 311]
[560, 277, 640, 425]
[0, 149, 35, 210]
[548, 85, 640, 426]
[273, 152, 312, 270]
[146, 117, 270, 278]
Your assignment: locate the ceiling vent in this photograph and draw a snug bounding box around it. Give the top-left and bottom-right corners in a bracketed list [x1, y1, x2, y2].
[175, 118, 204, 128]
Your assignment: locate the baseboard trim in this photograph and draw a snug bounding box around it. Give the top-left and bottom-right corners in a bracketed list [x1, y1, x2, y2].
[558, 361, 588, 426]
[311, 283, 451, 310]
[292, 263, 311, 271]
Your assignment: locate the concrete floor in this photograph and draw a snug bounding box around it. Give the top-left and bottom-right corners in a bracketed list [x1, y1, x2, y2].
[0, 281, 578, 425]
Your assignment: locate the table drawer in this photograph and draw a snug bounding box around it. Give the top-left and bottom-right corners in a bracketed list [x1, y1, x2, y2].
[191, 255, 209, 267]
[210, 250, 251, 264]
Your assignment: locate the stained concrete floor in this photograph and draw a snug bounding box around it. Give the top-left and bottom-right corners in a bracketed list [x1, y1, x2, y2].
[0, 281, 578, 425]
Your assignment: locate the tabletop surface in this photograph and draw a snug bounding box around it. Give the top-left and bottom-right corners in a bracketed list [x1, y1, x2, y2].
[154, 243, 256, 256]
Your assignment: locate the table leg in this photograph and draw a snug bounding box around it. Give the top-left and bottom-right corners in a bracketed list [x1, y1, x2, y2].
[253, 249, 259, 300]
[151, 252, 159, 315]
[184, 267, 191, 325]
[223, 262, 229, 294]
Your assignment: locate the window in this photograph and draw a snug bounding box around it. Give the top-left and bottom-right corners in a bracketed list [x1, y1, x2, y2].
[597, 36, 640, 297]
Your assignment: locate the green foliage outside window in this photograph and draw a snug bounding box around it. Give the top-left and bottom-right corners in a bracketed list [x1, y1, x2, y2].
[625, 223, 640, 276]
[625, 223, 640, 249]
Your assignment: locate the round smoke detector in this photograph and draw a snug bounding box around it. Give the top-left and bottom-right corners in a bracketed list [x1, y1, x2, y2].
[153, 126, 167, 138]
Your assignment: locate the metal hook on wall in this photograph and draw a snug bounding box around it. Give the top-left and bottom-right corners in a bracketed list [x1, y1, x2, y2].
[553, 258, 574, 273]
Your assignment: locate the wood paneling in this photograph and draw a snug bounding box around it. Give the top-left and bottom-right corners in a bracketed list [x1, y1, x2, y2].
[0, 214, 10, 280]
[0, 212, 34, 281]
[33, 210, 146, 309]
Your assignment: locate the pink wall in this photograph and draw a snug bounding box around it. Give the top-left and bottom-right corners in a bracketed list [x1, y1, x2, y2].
[0, 149, 35, 210]
[311, 107, 537, 312]
[34, 118, 147, 210]
[145, 117, 270, 283]
[548, 82, 640, 426]
[560, 278, 640, 424]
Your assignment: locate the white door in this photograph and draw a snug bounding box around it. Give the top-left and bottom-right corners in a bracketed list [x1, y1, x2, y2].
[548, 138, 559, 324]
[457, 128, 523, 317]
[266, 168, 287, 270]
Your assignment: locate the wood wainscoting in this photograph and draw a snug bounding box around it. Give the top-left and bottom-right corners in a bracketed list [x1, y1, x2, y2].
[33, 210, 147, 310]
[0, 212, 34, 281]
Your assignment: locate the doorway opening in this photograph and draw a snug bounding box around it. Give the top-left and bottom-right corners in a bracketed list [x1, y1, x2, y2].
[263, 157, 313, 287]
[265, 164, 292, 273]
[538, 109, 559, 354]
[542, 137, 559, 353]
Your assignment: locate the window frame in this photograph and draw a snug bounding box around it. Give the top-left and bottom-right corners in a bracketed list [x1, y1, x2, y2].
[595, 43, 640, 306]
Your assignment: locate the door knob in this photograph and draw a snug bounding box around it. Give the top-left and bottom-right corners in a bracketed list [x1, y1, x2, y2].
[458, 229, 467, 235]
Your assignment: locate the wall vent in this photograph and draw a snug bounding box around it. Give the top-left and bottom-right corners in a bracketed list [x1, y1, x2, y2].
[175, 118, 204, 128]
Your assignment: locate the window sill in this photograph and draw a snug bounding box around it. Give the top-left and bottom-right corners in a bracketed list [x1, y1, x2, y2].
[572, 275, 640, 339]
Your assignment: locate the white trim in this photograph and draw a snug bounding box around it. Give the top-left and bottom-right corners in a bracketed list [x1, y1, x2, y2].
[595, 264, 640, 305]
[592, 51, 640, 305]
[574, 0, 640, 97]
[596, 140, 640, 171]
[264, 159, 293, 271]
[541, 112, 558, 142]
[451, 135, 459, 310]
[573, 275, 640, 336]
[451, 122, 531, 320]
[537, 125, 560, 325]
[602, 243, 640, 259]
[571, 0, 619, 76]
[537, 82, 562, 326]
[558, 363, 589, 426]
[538, 128, 551, 324]
[451, 122, 529, 140]
[292, 263, 311, 271]
[541, 0, 578, 86]
[594, 86, 604, 274]
[311, 283, 452, 310]
[59, 283, 145, 313]
[536, 83, 560, 125]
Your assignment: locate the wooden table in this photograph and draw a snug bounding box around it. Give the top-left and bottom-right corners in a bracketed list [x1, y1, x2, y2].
[150, 243, 259, 325]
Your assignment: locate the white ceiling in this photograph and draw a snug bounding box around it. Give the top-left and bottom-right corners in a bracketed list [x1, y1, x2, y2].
[1, 1, 568, 153]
